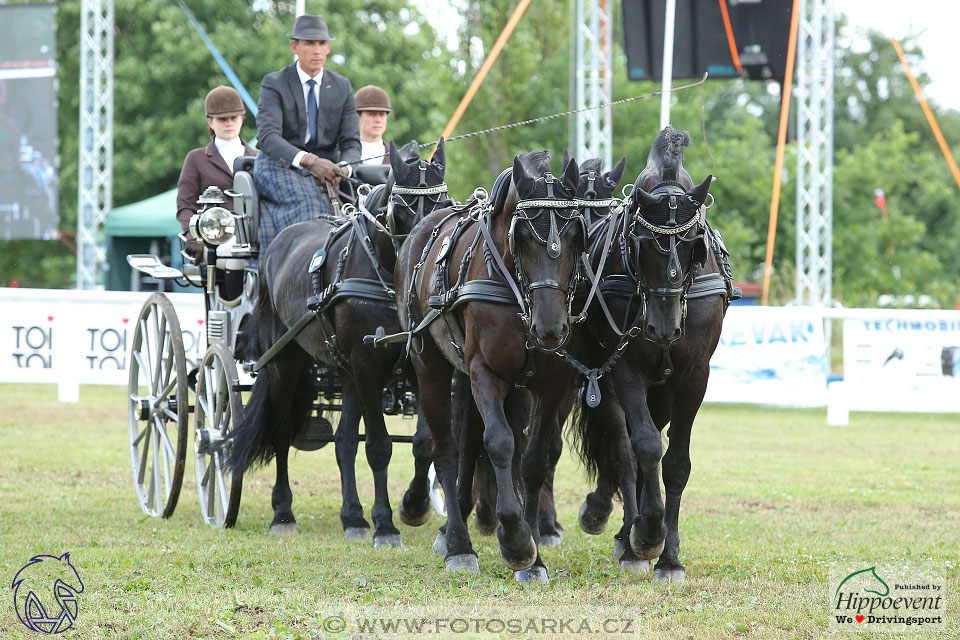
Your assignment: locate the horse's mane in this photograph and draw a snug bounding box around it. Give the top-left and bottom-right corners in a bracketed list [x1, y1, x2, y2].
[516, 149, 551, 176]
[634, 126, 693, 192]
[398, 140, 421, 162]
[579, 157, 603, 173]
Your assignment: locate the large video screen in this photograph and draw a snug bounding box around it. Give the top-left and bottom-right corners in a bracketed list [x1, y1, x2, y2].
[0, 4, 58, 240]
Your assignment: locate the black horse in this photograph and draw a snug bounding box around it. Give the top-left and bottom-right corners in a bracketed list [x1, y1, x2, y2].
[229, 139, 452, 546]
[572, 126, 732, 581]
[395, 151, 586, 580]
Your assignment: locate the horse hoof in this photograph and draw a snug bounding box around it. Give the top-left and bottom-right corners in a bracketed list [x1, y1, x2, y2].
[498, 536, 537, 571]
[344, 527, 372, 542]
[445, 554, 479, 573]
[432, 531, 447, 557]
[620, 559, 650, 575]
[629, 523, 665, 560]
[578, 500, 609, 535]
[270, 522, 298, 535]
[398, 500, 431, 527]
[540, 532, 562, 548]
[653, 566, 686, 582]
[611, 538, 624, 562]
[513, 566, 549, 584]
[373, 534, 403, 550]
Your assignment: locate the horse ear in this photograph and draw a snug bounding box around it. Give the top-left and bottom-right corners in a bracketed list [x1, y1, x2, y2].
[560, 154, 579, 194]
[389, 141, 411, 183]
[562, 149, 571, 172]
[432, 137, 446, 168]
[630, 187, 660, 215]
[513, 155, 533, 193]
[687, 175, 712, 205]
[607, 156, 627, 186]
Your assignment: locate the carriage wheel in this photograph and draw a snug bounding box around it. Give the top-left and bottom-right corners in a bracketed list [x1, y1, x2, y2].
[194, 344, 244, 528]
[128, 293, 189, 519]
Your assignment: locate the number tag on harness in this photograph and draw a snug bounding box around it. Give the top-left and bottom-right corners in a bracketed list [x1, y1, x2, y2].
[435, 236, 451, 264]
[308, 249, 326, 273]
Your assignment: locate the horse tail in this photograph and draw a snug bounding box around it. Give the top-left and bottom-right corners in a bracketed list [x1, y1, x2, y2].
[568, 395, 617, 491]
[228, 371, 275, 474]
[228, 277, 277, 474]
[654, 125, 691, 182]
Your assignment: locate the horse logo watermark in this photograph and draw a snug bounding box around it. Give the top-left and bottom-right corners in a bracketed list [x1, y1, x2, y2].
[829, 562, 945, 632]
[11, 553, 84, 634]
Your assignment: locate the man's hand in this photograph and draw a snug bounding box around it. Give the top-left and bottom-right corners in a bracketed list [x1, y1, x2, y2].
[184, 237, 205, 261]
[301, 154, 343, 185]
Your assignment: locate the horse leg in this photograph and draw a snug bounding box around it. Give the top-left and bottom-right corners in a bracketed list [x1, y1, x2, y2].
[513, 397, 559, 584]
[537, 422, 563, 548]
[417, 355, 477, 571]
[266, 350, 312, 534]
[470, 362, 536, 571]
[614, 371, 665, 562]
[335, 382, 371, 541]
[353, 361, 402, 549]
[398, 409, 433, 527]
[653, 387, 703, 582]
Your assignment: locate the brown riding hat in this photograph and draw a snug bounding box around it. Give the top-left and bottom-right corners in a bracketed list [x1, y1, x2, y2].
[204, 86, 245, 118]
[355, 85, 392, 113]
[287, 14, 335, 41]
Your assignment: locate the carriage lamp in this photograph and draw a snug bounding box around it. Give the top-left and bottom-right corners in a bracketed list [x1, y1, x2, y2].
[190, 205, 236, 246]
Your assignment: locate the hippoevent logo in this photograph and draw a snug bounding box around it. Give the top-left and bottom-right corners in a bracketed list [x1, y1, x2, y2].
[11, 553, 84, 634]
[830, 563, 945, 632]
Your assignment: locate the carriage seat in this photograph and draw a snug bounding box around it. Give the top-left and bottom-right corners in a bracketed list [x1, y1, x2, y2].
[231, 155, 259, 256]
[489, 167, 513, 214]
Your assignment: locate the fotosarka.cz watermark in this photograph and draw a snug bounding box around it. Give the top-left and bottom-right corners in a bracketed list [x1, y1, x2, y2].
[829, 562, 946, 633]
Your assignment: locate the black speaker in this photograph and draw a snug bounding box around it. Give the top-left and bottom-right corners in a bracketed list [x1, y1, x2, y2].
[622, 0, 794, 81]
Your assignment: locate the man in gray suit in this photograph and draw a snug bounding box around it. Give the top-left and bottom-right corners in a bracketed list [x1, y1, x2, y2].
[252, 14, 361, 252]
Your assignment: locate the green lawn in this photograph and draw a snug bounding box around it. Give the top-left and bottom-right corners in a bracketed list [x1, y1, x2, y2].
[0, 384, 956, 639]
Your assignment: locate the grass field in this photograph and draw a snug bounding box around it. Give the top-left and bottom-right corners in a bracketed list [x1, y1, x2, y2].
[0, 383, 957, 639]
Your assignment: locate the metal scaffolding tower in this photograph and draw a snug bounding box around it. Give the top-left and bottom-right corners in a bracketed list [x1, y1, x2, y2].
[77, 0, 114, 290]
[794, 0, 834, 306]
[572, 0, 613, 168]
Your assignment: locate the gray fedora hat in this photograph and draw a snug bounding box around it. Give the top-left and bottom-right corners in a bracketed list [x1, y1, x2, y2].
[287, 14, 335, 41]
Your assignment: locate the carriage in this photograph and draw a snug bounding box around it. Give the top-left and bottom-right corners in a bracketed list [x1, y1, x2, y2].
[124, 156, 435, 529]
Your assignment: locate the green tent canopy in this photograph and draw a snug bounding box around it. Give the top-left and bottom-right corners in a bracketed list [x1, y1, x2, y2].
[104, 188, 179, 238]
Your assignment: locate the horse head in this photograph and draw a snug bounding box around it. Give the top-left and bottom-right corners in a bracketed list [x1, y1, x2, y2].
[509, 150, 583, 351]
[570, 154, 627, 226]
[628, 174, 712, 345]
[386, 137, 450, 239]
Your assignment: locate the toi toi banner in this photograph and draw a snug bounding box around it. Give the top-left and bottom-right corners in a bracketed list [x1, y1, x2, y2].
[0, 289, 205, 388]
[705, 306, 827, 407]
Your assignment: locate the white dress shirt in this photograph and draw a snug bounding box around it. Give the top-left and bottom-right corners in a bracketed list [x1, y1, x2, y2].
[214, 136, 244, 174]
[360, 140, 387, 165]
[292, 64, 324, 169]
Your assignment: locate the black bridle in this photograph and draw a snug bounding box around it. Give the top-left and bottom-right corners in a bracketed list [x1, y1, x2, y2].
[506, 173, 588, 351]
[626, 182, 709, 342]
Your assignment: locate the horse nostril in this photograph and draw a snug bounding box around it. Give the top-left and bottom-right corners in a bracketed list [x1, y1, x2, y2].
[646, 324, 657, 337]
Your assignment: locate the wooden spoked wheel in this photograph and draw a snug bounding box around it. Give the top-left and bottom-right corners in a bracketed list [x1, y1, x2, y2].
[127, 293, 189, 518]
[194, 343, 244, 528]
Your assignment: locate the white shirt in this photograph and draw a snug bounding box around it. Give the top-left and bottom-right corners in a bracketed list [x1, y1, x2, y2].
[292, 64, 323, 169]
[360, 140, 386, 165]
[214, 136, 244, 174]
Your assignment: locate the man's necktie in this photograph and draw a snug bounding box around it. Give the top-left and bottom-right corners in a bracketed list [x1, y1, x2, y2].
[306, 79, 318, 150]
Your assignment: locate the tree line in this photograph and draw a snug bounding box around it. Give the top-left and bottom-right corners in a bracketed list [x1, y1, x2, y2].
[2, 0, 958, 307]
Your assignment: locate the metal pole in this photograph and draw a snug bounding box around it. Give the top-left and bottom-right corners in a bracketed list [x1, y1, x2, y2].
[296, 0, 305, 17]
[659, 0, 677, 129]
[573, 0, 613, 167]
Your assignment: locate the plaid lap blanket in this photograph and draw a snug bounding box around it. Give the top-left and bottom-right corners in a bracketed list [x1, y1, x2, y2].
[253, 153, 332, 254]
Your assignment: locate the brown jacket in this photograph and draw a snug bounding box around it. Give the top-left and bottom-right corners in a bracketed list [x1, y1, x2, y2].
[176, 139, 257, 233]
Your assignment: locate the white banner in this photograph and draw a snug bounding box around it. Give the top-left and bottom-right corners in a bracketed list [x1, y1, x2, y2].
[0, 289, 205, 387]
[836, 309, 960, 412]
[705, 305, 827, 407]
